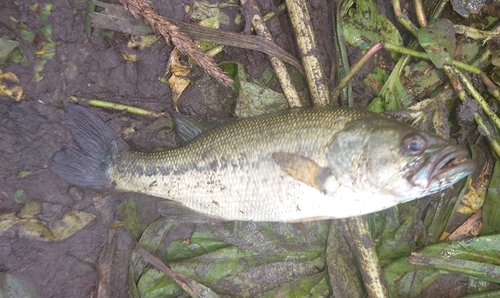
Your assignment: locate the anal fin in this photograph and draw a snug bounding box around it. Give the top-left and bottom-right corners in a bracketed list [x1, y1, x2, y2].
[156, 200, 224, 223]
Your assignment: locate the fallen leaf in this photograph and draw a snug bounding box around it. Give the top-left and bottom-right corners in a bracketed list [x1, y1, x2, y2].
[166, 50, 191, 111]
[0, 209, 96, 241]
[446, 210, 482, 241]
[0, 38, 20, 64]
[0, 70, 23, 101]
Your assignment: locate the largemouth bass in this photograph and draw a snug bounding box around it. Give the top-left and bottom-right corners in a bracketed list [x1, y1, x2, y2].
[51, 106, 475, 222]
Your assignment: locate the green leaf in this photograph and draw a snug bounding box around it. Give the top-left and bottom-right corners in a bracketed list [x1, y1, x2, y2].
[375, 208, 418, 266]
[173, 255, 326, 296]
[409, 253, 500, 284]
[118, 199, 147, 240]
[384, 262, 442, 298]
[188, 0, 231, 25]
[138, 218, 177, 252]
[166, 233, 230, 262]
[0, 38, 20, 65]
[418, 235, 500, 264]
[39, 24, 53, 39]
[8, 48, 27, 63]
[220, 62, 288, 118]
[19, 23, 35, 42]
[341, 0, 403, 57]
[419, 183, 466, 246]
[40, 3, 53, 21]
[137, 268, 182, 298]
[132, 220, 329, 296]
[128, 218, 177, 292]
[367, 57, 411, 111]
[482, 159, 500, 235]
[13, 189, 26, 204]
[261, 272, 330, 297]
[34, 40, 56, 82]
[417, 19, 456, 69]
[403, 61, 443, 99]
[384, 235, 500, 296]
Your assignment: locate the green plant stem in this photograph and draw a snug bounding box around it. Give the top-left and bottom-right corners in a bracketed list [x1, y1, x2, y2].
[70, 96, 163, 118]
[428, 0, 448, 24]
[392, 0, 419, 37]
[455, 70, 500, 131]
[334, 0, 353, 106]
[443, 66, 500, 157]
[333, 42, 385, 101]
[413, 0, 427, 28]
[385, 43, 500, 102]
[408, 252, 500, 283]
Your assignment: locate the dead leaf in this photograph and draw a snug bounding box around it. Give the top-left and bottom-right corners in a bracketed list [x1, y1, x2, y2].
[127, 35, 160, 50]
[166, 50, 191, 111]
[0, 209, 96, 241]
[0, 70, 24, 101]
[444, 210, 482, 241]
[122, 52, 137, 62]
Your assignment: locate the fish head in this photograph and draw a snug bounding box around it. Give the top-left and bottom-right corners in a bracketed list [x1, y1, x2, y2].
[324, 114, 476, 202]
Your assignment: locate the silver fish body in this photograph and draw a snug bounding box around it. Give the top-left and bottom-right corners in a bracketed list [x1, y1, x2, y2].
[51, 106, 476, 222]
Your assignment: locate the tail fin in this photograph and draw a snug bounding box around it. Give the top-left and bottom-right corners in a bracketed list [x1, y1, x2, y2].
[50, 106, 116, 190]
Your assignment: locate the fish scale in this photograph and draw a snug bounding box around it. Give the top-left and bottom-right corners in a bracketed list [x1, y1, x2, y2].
[111, 108, 360, 221]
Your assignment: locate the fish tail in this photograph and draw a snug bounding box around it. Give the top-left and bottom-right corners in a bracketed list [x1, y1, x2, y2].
[50, 106, 117, 190]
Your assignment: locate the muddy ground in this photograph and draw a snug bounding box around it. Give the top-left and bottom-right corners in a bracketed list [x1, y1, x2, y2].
[0, 0, 337, 297]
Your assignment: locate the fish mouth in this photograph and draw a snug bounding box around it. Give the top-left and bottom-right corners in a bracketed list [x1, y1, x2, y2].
[428, 146, 476, 182]
[410, 145, 476, 190]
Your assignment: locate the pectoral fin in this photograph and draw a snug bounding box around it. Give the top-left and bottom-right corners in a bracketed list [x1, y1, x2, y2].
[272, 152, 330, 191]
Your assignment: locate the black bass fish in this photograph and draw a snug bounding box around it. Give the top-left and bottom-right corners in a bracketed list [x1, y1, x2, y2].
[51, 106, 475, 222]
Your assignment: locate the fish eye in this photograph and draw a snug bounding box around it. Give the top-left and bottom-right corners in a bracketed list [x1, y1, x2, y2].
[402, 135, 426, 155]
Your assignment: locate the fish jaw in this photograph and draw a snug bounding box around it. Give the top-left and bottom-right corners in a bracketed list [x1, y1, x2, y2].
[408, 145, 476, 195]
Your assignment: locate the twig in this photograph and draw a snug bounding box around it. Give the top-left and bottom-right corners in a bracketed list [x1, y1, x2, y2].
[333, 42, 385, 101]
[118, 0, 233, 86]
[70, 96, 164, 118]
[342, 217, 389, 298]
[414, 0, 427, 28]
[91, 1, 304, 73]
[285, 0, 330, 106]
[96, 230, 117, 298]
[327, 220, 365, 298]
[135, 243, 220, 298]
[242, 0, 302, 108]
